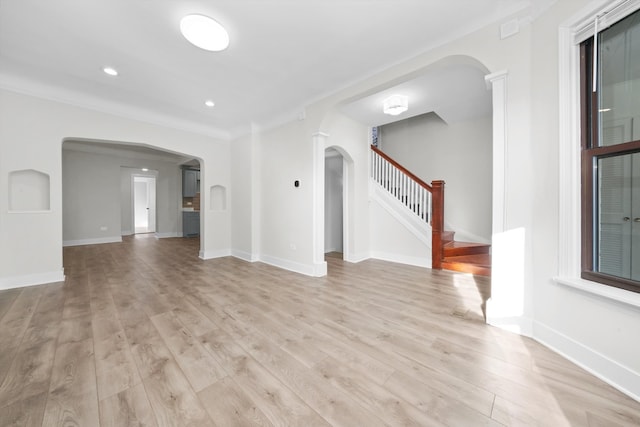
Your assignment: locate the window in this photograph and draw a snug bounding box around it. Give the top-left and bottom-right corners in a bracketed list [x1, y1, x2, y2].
[581, 9, 640, 293]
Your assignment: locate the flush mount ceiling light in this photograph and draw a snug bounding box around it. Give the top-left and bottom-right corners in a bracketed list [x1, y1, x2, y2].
[205, 100, 215, 107]
[103, 66, 118, 76]
[180, 14, 229, 51]
[383, 94, 408, 116]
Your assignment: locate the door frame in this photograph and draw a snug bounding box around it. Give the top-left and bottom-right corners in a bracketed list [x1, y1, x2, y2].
[131, 172, 158, 235]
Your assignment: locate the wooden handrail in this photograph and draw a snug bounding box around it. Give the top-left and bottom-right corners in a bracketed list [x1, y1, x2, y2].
[371, 145, 432, 192]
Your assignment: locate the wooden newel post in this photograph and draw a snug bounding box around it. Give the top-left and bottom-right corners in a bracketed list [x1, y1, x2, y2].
[431, 180, 445, 270]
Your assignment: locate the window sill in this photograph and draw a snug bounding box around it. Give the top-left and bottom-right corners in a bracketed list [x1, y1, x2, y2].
[554, 276, 640, 309]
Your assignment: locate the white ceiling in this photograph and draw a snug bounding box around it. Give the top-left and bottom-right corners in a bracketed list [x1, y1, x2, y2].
[0, 0, 553, 140]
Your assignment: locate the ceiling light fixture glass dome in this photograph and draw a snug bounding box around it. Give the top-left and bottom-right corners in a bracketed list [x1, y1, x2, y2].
[180, 14, 229, 52]
[383, 94, 409, 116]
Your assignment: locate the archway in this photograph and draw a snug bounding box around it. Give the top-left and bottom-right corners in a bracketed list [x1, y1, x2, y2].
[61, 138, 205, 252]
[312, 54, 495, 278]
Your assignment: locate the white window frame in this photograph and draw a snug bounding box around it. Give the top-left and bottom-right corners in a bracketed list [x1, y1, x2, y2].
[555, 0, 640, 307]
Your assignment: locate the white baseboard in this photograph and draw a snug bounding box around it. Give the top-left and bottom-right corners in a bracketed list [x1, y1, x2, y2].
[121, 229, 133, 236]
[199, 248, 232, 260]
[63, 236, 122, 247]
[155, 232, 182, 239]
[231, 249, 259, 262]
[533, 320, 640, 402]
[485, 299, 533, 337]
[0, 269, 65, 290]
[260, 254, 326, 277]
[343, 251, 370, 263]
[370, 251, 430, 268]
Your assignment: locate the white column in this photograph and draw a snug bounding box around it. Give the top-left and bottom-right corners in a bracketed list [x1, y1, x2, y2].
[312, 132, 328, 277]
[484, 70, 532, 336]
[485, 70, 508, 236]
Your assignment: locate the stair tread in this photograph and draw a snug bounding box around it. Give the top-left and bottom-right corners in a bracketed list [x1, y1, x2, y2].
[443, 253, 491, 267]
[443, 241, 491, 257]
[443, 241, 490, 249]
[442, 253, 491, 277]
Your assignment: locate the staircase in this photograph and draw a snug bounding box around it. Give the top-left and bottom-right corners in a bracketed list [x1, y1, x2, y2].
[371, 145, 491, 277]
[440, 231, 491, 276]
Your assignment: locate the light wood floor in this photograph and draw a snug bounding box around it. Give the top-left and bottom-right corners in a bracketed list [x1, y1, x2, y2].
[1, 235, 639, 426]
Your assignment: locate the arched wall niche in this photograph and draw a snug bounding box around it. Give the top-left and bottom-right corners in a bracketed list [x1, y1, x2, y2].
[8, 169, 51, 212]
[210, 185, 227, 211]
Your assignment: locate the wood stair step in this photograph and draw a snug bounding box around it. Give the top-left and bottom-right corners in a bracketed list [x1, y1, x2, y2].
[443, 241, 491, 257]
[442, 253, 491, 277]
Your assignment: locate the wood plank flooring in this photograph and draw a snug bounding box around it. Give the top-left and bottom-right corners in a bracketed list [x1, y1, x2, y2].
[1, 235, 639, 426]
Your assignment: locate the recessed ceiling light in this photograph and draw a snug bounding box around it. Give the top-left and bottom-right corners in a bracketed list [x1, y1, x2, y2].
[103, 67, 118, 76]
[141, 168, 149, 172]
[205, 100, 215, 107]
[180, 14, 229, 52]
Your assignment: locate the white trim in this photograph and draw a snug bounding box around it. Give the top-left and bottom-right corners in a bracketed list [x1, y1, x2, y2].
[0, 74, 231, 140]
[63, 236, 122, 247]
[7, 210, 53, 214]
[573, 0, 640, 44]
[485, 70, 508, 235]
[231, 249, 259, 262]
[259, 254, 326, 277]
[199, 248, 232, 260]
[558, 25, 582, 279]
[0, 270, 65, 290]
[370, 251, 430, 269]
[554, 276, 640, 308]
[485, 70, 526, 334]
[534, 320, 640, 402]
[154, 232, 182, 238]
[486, 301, 533, 336]
[344, 251, 370, 263]
[312, 132, 329, 277]
[341, 153, 351, 263]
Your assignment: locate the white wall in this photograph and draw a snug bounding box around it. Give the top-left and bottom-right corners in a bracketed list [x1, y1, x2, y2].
[258, 119, 316, 273]
[379, 113, 492, 242]
[0, 89, 230, 288]
[62, 149, 122, 244]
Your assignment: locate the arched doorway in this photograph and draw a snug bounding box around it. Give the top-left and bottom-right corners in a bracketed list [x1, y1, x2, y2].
[324, 148, 344, 260]
[61, 138, 204, 252]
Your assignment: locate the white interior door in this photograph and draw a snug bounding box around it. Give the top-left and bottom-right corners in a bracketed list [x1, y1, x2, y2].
[134, 176, 156, 234]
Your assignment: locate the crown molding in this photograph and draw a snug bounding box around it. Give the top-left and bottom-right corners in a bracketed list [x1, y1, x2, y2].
[0, 72, 232, 141]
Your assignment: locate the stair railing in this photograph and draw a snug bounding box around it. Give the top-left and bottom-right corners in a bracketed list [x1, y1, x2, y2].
[370, 145, 445, 269]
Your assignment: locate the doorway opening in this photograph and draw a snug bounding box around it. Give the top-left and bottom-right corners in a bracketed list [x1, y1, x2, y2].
[325, 148, 344, 260]
[134, 175, 156, 234]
